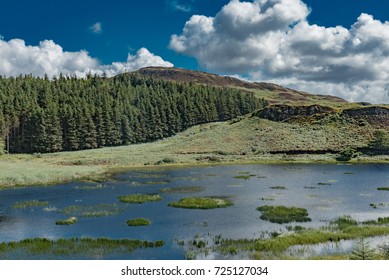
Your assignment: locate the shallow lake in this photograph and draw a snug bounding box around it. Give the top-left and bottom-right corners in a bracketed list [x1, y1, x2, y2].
[1, 163, 389, 259]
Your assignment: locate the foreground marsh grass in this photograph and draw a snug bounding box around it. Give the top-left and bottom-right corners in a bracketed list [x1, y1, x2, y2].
[168, 197, 233, 209]
[184, 216, 389, 260]
[117, 194, 162, 204]
[0, 238, 165, 259]
[126, 218, 151, 226]
[257, 205, 311, 223]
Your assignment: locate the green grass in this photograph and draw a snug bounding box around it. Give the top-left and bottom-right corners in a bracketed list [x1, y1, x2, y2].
[168, 197, 233, 209]
[117, 194, 162, 204]
[378, 187, 389, 191]
[13, 200, 49, 209]
[257, 205, 311, 224]
[126, 218, 151, 226]
[62, 204, 124, 217]
[0, 237, 165, 259]
[55, 217, 78, 225]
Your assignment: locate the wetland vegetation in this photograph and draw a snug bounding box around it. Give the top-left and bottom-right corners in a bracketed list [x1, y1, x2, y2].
[55, 217, 78, 225]
[2, 164, 389, 259]
[13, 200, 49, 209]
[62, 204, 124, 217]
[168, 197, 233, 209]
[117, 194, 163, 204]
[126, 218, 151, 227]
[0, 238, 165, 259]
[257, 205, 311, 224]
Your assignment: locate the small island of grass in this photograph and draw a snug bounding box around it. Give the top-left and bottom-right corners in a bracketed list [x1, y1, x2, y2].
[126, 218, 151, 226]
[257, 205, 311, 224]
[55, 217, 78, 225]
[117, 194, 162, 204]
[377, 187, 389, 191]
[13, 200, 49, 209]
[168, 197, 233, 209]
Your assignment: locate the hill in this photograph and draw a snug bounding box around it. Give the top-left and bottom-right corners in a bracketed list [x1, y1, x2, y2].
[130, 67, 348, 106]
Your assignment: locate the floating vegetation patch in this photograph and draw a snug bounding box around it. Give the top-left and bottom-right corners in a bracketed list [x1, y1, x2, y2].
[159, 186, 204, 194]
[257, 205, 311, 224]
[62, 204, 125, 217]
[126, 218, 151, 226]
[370, 203, 389, 209]
[13, 200, 49, 209]
[377, 187, 389, 191]
[55, 217, 78, 225]
[0, 238, 165, 259]
[344, 172, 354, 175]
[144, 180, 170, 185]
[130, 173, 168, 179]
[73, 184, 105, 190]
[168, 197, 233, 209]
[233, 175, 255, 180]
[269, 186, 288, 190]
[117, 194, 162, 204]
[304, 186, 318, 189]
[259, 197, 275, 201]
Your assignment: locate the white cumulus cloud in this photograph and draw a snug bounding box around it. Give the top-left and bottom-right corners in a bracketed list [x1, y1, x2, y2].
[170, 0, 389, 103]
[0, 38, 173, 78]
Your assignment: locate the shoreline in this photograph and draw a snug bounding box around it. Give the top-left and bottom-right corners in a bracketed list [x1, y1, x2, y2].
[1, 151, 389, 189]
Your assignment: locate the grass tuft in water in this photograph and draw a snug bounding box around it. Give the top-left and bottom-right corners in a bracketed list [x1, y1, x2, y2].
[257, 205, 311, 224]
[168, 197, 233, 209]
[377, 187, 389, 191]
[55, 217, 78, 225]
[126, 218, 151, 226]
[13, 200, 49, 209]
[62, 204, 124, 217]
[269, 186, 287, 190]
[117, 194, 162, 204]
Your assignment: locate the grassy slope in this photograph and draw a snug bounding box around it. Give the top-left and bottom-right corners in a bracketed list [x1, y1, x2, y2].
[0, 113, 386, 188]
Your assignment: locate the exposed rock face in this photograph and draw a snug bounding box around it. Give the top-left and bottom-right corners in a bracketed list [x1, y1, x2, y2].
[342, 106, 389, 117]
[255, 104, 336, 122]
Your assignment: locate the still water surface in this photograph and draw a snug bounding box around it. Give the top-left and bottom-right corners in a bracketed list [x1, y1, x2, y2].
[1, 164, 389, 259]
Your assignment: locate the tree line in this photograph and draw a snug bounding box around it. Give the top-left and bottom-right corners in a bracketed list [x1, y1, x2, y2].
[0, 73, 266, 154]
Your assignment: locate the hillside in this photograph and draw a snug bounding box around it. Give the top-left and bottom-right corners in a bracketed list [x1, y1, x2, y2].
[130, 67, 349, 106]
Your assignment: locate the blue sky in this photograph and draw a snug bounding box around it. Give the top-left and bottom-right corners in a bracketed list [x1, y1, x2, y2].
[1, 0, 389, 103]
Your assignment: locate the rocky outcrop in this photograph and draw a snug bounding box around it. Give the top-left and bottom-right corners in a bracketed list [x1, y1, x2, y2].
[255, 104, 336, 122]
[342, 106, 389, 117]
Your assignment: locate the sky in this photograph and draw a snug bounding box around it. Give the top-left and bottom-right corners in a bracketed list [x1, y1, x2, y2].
[1, 0, 389, 103]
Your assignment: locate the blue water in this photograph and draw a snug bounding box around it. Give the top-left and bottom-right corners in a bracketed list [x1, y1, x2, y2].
[1, 163, 389, 259]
